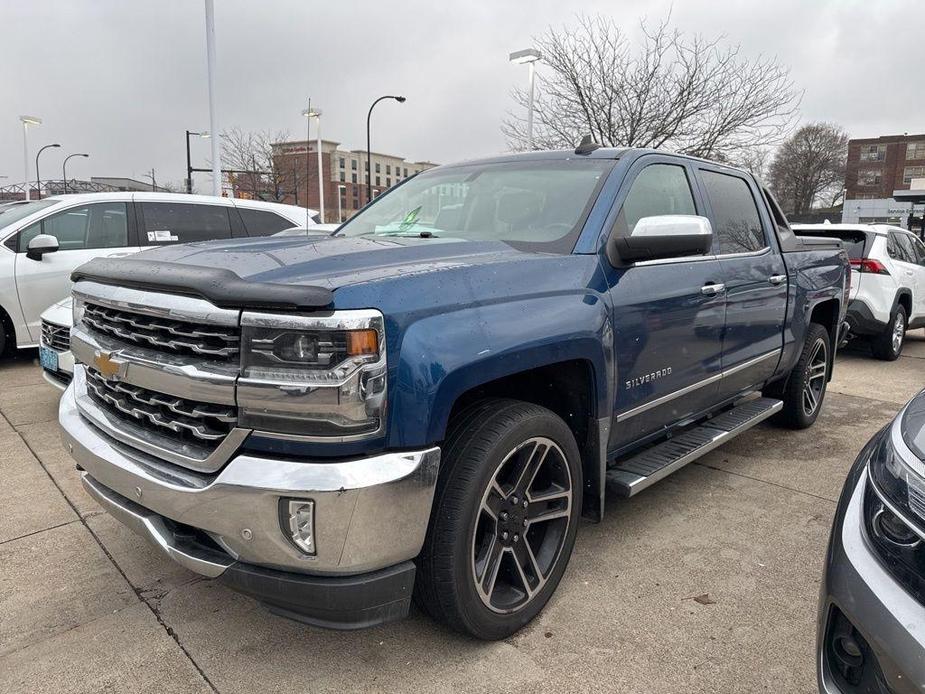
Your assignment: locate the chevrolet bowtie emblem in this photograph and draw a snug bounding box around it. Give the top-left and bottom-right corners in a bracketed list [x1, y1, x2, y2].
[93, 350, 125, 380]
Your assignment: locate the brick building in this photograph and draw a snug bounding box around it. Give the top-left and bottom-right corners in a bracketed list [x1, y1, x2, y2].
[272, 139, 436, 223]
[842, 134, 925, 226]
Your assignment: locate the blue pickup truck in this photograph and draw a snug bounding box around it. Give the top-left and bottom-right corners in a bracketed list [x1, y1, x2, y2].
[59, 146, 849, 639]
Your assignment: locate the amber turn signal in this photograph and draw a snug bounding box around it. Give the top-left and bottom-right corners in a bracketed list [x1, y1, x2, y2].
[346, 329, 379, 356]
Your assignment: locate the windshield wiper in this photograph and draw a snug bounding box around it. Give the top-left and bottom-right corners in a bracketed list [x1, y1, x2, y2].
[378, 230, 439, 238]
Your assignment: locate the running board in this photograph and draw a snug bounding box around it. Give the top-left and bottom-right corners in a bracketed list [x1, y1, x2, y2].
[605, 397, 783, 497]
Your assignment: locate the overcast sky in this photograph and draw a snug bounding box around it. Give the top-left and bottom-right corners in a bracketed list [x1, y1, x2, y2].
[2, 0, 923, 190]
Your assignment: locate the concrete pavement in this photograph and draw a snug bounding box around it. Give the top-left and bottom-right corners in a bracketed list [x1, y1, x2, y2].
[1, 331, 923, 693]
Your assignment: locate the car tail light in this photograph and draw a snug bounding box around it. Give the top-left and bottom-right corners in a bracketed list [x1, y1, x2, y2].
[849, 258, 890, 275]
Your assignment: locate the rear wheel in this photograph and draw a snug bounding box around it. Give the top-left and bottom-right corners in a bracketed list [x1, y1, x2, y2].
[870, 304, 906, 361]
[774, 323, 830, 429]
[415, 399, 582, 640]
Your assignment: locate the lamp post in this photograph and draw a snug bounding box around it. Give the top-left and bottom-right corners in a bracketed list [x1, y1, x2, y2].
[337, 184, 345, 222]
[62, 153, 89, 194]
[204, 0, 222, 196]
[509, 49, 542, 150]
[19, 116, 42, 201]
[301, 104, 323, 222]
[366, 95, 405, 203]
[185, 130, 210, 193]
[35, 143, 61, 199]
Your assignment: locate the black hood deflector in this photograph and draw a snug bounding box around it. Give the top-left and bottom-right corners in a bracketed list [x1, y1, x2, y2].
[71, 257, 334, 311]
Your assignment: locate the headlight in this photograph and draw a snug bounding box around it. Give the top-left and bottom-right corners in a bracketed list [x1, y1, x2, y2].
[72, 295, 86, 326]
[237, 310, 387, 439]
[864, 421, 925, 602]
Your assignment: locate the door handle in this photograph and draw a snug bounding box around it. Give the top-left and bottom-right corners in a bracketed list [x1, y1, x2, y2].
[701, 283, 725, 296]
[769, 274, 787, 285]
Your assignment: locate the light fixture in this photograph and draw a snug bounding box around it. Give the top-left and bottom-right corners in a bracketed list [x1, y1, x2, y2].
[285, 499, 316, 554]
[509, 48, 542, 64]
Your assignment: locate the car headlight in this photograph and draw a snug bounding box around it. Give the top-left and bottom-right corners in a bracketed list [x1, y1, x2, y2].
[72, 296, 86, 326]
[236, 310, 387, 439]
[864, 420, 925, 602]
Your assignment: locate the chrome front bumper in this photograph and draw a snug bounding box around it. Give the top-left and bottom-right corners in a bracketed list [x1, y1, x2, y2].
[59, 381, 440, 577]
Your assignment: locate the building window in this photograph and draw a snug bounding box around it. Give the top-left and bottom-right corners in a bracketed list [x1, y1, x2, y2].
[351, 173, 357, 184]
[907, 143, 925, 160]
[351, 159, 357, 170]
[386, 178, 391, 187]
[339, 172, 345, 182]
[403, 167, 408, 177]
[859, 144, 886, 162]
[857, 169, 882, 186]
[386, 164, 391, 175]
[904, 166, 925, 185]
[376, 176, 381, 186]
[375, 162, 381, 173]
[339, 157, 345, 168]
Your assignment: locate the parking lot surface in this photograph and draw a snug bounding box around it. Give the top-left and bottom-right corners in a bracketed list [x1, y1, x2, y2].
[1, 333, 924, 694]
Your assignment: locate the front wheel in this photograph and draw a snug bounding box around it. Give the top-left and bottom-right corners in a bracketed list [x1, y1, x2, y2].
[774, 323, 831, 429]
[415, 399, 582, 640]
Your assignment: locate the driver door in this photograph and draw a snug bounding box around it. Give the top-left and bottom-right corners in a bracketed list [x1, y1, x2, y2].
[13, 201, 138, 342]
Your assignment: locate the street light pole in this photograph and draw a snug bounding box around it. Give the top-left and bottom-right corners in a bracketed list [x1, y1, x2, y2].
[315, 111, 324, 222]
[185, 130, 209, 194]
[366, 95, 405, 203]
[509, 49, 542, 150]
[204, 0, 222, 197]
[19, 116, 42, 201]
[62, 153, 89, 194]
[35, 143, 61, 200]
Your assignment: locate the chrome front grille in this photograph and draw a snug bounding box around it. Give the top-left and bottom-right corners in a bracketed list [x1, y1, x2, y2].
[42, 320, 70, 352]
[85, 367, 237, 445]
[83, 302, 240, 359]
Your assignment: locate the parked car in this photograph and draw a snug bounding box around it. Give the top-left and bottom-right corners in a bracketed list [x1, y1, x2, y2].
[793, 223, 925, 360]
[59, 147, 849, 639]
[818, 388, 925, 693]
[0, 193, 314, 355]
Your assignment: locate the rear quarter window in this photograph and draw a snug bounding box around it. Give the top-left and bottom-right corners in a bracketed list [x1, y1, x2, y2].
[237, 208, 296, 236]
[793, 229, 870, 260]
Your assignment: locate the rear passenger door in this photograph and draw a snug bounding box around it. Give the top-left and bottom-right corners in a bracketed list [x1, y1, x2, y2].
[136, 201, 234, 247]
[892, 232, 925, 321]
[696, 166, 787, 398]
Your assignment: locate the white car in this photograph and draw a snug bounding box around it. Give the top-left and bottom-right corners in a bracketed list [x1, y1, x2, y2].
[39, 296, 74, 389]
[0, 192, 315, 356]
[794, 223, 925, 359]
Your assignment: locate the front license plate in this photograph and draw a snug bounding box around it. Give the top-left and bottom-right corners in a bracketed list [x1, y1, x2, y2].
[39, 346, 59, 373]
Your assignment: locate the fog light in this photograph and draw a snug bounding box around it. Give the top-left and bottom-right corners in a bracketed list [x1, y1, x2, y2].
[286, 500, 316, 555]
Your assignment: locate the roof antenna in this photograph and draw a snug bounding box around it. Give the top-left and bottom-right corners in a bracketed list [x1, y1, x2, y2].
[575, 135, 601, 155]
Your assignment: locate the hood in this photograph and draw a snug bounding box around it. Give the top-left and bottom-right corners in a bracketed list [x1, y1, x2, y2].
[41, 295, 74, 326]
[117, 235, 534, 290]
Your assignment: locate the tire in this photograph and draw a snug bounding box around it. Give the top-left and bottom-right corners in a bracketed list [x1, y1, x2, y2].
[774, 323, 831, 429]
[415, 398, 583, 640]
[870, 304, 906, 361]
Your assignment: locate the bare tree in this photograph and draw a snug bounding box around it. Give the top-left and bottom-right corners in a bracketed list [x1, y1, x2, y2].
[220, 127, 296, 201]
[502, 14, 800, 161]
[768, 122, 849, 215]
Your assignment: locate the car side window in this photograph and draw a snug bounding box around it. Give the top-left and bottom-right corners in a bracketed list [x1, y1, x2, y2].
[617, 164, 697, 234]
[237, 208, 295, 236]
[889, 232, 915, 263]
[700, 170, 767, 255]
[140, 202, 232, 245]
[911, 236, 925, 266]
[16, 203, 128, 252]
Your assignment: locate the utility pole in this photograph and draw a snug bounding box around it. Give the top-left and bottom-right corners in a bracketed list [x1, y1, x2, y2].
[204, 0, 222, 197]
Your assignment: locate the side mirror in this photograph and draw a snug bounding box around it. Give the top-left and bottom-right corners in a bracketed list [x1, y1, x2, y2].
[608, 215, 713, 265]
[26, 234, 59, 261]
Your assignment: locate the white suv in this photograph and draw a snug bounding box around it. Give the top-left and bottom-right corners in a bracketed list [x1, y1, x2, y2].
[0, 192, 315, 356]
[793, 223, 925, 360]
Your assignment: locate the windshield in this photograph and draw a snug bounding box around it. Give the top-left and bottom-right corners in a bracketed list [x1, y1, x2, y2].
[336, 159, 613, 252]
[0, 200, 56, 230]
